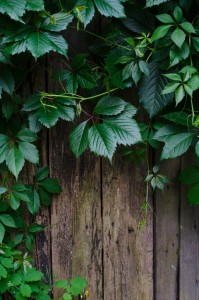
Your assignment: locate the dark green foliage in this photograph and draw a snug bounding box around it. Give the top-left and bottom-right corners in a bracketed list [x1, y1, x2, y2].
[0, 0, 199, 298]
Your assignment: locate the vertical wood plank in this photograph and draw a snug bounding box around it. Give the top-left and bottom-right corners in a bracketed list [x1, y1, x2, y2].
[71, 155, 102, 299]
[29, 59, 52, 280]
[179, 156, 199, 300]
[103, 157, 153, 300]
[49, 18, 103, 298]
[49, 124, 102, 299]
[155, 158, 180, 300]
[49, 121, 74, 286]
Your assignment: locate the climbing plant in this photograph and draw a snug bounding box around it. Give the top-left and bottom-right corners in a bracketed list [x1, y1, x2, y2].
[0, 0, 199, 298]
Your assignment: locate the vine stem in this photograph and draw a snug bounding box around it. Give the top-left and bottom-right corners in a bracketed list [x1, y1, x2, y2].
[190, 96, 195, 124]
[41, 88, 118, 103]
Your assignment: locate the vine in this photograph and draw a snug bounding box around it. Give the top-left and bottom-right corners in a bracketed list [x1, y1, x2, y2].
[0, 0, 199, 298]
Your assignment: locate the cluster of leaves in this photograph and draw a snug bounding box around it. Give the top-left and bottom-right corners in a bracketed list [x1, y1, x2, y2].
[0, 244, 87, 300]
[56, 277, 88, 300]
[0, 244, 51, 300]
[0, 166, 61, 245]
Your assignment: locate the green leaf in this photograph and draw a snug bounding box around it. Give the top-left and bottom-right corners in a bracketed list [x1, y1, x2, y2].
[28, 114, 42, 133]
[164, 73, 181, 81]
[0, 144, 10, 164]
[184, 84, 193, 97]
[94, 0, 125, 18]
[180, 166, 199, 185]
[180, 22, 195, 33]
[188, 75, 199, 91]
[26, 0, 44, 11]
[27, 189, 40, 215]
[12, 184, 28, 192]
[44, 32, 68, 57]
[28, 223, 43, 233]
[25, 234, 34, 252]
[156, 14, 174, 23]
[69, 121, 89, 158]
[9, 194, 20, 210]
[26, 32, 53, 58]
[175, 85, 185, 105]
[146, 0, 170, 7]
[75, 0, 95, 27]
[76, 71, 96, 89]
[131, 63, 141, 84]
[122, 103, 137, 117]
[151, 25, 172, 42]
[6, 146, 25, 179]
[24, 268, 43, 282]
[188, 183, 199, 206]
[0, 223, 5, 243]
[0, 214, 16, 227]
[41, 13, 73, 31]
[56, 105, 75, 122]
[16, 128, 37, 142]
[171, 28, 186, 48]
[70, 277, 87, 296]
[63, 293, 72, 300]
[56, 279, 68, 288]
[1, 257, 13, 268]
[139, 63, 173, 118]
[0, 68, 15, 98]
[94, 96, 125, 116]
[153, 125, 187, 142]
[162, 111, 191, 126]
[39, 187, 52, 206]
[88, 124, 116, 160]
[0, 134, 9, 147]
[56, 70, 78, 94]
[0, 0, 26, 21]
[161, 133, 194, 160]
[173, 6, 183, 22]
[0, 187, 7, 195]
[18, 142, 39, 164]
[104, 116, 142, 146]
[192, 37, 199, 51]
[20, 284, 31, 297]
[162, 83, 180, 94]
[14, 233, 24, 246]
[39, 178, 62, 194]
[0, 264, 7, 279]
[36, 107, 59, 128]
[36, 167, 49, 182]
[12, 191, 29, 202]
[138, 61, 149, 76]
[170, 42, 190, 66]
[26, 32, 68, 59]
[23, 95, 41, 112]
[196, 141, 199, 158]
[10, 274, 22, 285]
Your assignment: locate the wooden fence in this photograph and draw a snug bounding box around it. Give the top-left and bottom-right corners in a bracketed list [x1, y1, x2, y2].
[27, 21, 199, 300]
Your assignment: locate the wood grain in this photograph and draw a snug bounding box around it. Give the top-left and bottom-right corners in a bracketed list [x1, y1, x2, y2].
[179, 155, 199, 300]
[102, 156, 153, 300]
[155, 158, 181, 300]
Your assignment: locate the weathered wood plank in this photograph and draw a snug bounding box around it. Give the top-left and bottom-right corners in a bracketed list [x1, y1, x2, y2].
[179, 156, 199, 300]
[102, 157, 153, 300]
[155, 158, 180, 300]
[28, 59, 52, 279]
[49, 124, 102, 299]
[71, 154, 102, 299]
[49, 121, 74, 288]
